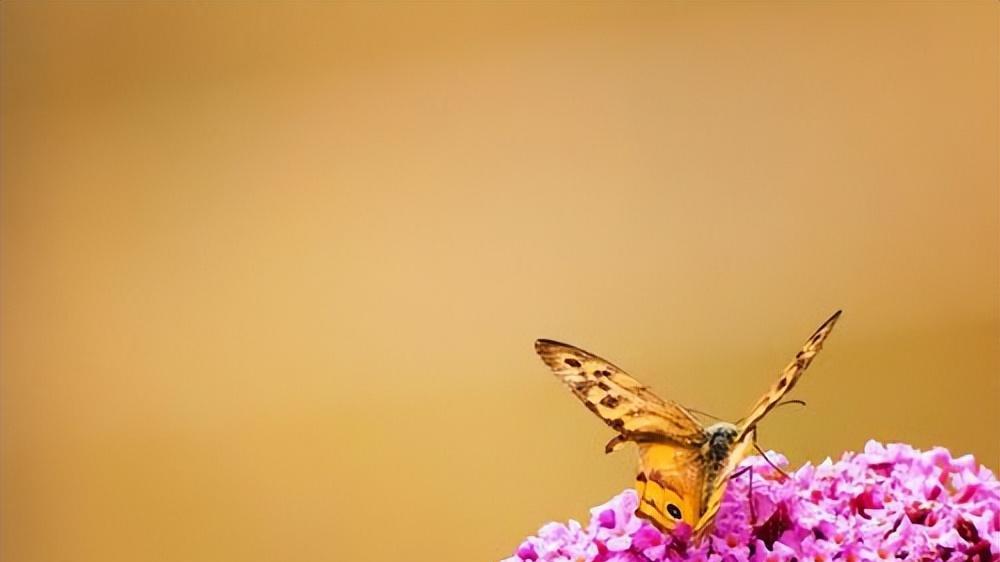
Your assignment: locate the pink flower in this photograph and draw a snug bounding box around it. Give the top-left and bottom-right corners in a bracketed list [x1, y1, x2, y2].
[504, 442, 998, 562]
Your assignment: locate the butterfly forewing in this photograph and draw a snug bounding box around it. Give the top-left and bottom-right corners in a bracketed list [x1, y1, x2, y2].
[694, 435, 756, 536]
[736, 310, 842, 439]
[534, 339, 707, 446]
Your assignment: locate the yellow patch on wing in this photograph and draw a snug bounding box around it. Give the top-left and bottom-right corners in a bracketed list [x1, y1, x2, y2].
[635, 442, 705, 531]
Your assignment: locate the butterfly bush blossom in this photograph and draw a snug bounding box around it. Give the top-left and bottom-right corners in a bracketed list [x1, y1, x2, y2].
[505, 442, 998, 562]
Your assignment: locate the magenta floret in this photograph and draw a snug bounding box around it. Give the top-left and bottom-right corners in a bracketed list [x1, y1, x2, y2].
[503, 442, 999, 562]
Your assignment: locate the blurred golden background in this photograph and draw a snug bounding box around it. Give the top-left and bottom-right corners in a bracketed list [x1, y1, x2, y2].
[2, 3, 997, 561]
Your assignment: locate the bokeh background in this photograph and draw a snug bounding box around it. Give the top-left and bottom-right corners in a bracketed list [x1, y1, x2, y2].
[2, 3, 997, 561]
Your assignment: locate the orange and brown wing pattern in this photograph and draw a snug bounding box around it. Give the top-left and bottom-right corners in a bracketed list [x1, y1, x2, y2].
[535, 339, 706, 447]
[737, 310, 842, 439]
[635, 442, 706, 531]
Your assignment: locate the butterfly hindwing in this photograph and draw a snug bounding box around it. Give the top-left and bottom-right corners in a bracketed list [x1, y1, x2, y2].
[635, 442, 705, 531]
[534, 339, 707, 446]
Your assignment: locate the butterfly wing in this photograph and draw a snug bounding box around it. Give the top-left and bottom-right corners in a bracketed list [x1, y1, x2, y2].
[736, 310, 842, 439]
[635, 442, 706, 531]
[693, 311, 843, 537]
[693, 433, 756, 536]
[534, 339, 707, 446]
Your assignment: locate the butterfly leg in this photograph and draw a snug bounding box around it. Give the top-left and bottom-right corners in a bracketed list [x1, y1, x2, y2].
[752, 439, 791, 480]
[728, 464, 757, 524]
[730, 466, 751, 478]
[604, 435, 627, 454]
[747, 428, 762, 524]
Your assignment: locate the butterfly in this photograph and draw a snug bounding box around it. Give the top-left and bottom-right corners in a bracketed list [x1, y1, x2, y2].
[534, 310, 841, 537]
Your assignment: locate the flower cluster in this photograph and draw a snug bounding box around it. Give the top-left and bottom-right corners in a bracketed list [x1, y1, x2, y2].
[505, 442, 998, 562]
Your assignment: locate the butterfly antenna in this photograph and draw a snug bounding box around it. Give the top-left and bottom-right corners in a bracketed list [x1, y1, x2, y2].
[774, 399, 807, 410]
[687, 407, 725, 422]
[753, 440, 791, 480]
[734, 400, 805, 427]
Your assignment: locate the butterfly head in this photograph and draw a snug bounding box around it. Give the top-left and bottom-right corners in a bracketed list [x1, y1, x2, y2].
[705, 423, 739, 462]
